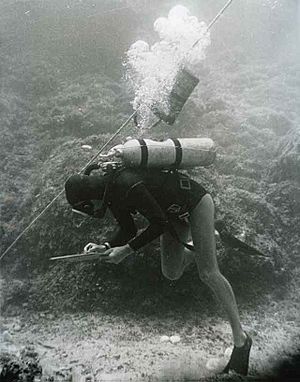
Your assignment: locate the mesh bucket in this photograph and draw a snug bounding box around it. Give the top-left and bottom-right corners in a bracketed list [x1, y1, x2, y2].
[153, 68, 199, 125]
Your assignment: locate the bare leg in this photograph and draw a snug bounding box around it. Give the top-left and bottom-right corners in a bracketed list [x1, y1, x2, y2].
[160, 221, 190, 280]
[189, 194, 247, 347]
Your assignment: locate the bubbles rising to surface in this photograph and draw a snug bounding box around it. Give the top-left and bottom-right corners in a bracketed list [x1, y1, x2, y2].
[124, 5, 211, 129]
[168, 5, 190, 21]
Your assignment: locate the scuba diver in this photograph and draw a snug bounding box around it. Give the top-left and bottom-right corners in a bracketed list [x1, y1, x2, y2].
[65, 165, 252, 375]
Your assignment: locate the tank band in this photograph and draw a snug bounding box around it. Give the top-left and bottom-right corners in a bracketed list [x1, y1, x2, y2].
[171, 138, 182, 168]
[138, 139, 148, 168]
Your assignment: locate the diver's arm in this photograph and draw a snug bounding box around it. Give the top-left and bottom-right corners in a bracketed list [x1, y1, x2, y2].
[97, 183, 168, 263]
[107, 206, 137, 247]
[126, 182, 169, 251]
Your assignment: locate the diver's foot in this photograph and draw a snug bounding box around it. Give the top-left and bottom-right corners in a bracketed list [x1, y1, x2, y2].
[222, 332, 252, 375]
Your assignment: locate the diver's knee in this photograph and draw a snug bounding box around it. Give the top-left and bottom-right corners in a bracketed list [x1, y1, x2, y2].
[199, 193, 214, 210]
[162, 267, 183, 281]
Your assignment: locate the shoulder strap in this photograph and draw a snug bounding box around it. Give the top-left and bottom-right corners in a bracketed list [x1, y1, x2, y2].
[102, 167, 124, 202]
[93, 168, 124, 218]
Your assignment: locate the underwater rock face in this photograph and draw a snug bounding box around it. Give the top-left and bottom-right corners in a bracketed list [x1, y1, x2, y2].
[0, 345, 42, 382]
[270, 128, 300, 183]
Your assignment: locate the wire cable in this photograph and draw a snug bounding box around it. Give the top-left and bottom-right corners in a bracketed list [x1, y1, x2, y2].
[0, 109, 138, 262]
[192, 0, 235, 49]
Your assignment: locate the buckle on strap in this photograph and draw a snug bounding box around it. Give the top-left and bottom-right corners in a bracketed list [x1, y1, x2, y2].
[179, 178, 191, 190]
[178, 211, 190, 220]
[167, 204, 181, 214]
[167, 204, 190, 221]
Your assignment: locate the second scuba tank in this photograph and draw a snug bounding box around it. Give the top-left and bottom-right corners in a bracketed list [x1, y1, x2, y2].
[113, 138, 216, 169]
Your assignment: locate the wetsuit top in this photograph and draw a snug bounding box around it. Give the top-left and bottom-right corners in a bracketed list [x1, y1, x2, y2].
[105, 168, 207, 251]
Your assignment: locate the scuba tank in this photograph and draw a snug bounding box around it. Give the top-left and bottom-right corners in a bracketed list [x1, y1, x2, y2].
[109, 138, 216, 169]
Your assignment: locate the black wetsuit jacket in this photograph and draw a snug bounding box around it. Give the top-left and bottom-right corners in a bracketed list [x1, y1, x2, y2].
[105, 168, 207, 250]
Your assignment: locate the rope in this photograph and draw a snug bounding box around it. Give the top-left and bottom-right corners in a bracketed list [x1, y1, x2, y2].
[78, 109, 138, 173]
[0, 109, 138, 262]
[192, 0, 235, 49]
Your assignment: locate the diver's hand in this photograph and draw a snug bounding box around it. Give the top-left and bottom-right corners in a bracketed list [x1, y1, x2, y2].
[84, 242, 106, 254]
[104, 244, 133, 264]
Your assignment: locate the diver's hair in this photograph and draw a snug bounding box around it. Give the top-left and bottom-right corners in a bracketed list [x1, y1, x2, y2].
[65, 174, 105, 206]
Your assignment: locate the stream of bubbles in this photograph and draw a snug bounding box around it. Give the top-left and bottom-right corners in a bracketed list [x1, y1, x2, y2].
[124, 5, 211, 129]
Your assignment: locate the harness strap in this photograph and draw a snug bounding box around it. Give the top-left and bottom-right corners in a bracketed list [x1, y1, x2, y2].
[170, 138, 183, 169]
[137, 139, 148, 168]
[96, 167, 124, 217]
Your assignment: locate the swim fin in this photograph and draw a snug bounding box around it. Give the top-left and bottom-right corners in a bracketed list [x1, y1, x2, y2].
[215, 220, 268, 258]
[222, 332, 252, 375]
